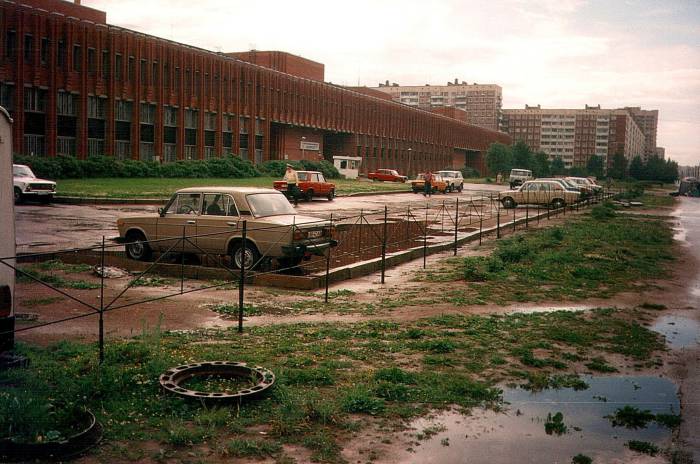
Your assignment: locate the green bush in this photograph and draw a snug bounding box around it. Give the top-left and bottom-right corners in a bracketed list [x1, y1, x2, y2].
[258, 159, 340, 179]
[13, 154, 261, 179]
[460, 166, 480, 178]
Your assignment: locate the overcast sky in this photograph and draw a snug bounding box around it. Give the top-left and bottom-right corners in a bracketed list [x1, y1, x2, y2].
[85, 0, 699, 166]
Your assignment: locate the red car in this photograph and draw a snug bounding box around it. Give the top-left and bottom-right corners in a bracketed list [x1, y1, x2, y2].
[367, 169, 408, 183]
[273, 171, 336, 201]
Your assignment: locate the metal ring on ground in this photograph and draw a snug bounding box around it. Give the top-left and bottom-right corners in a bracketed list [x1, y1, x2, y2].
[0, 409, 102, 462]
[159, 361, 275, 402]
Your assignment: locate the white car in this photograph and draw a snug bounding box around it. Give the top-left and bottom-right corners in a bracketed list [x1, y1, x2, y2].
[13, 164, 56, 204]
[437, 170, 464, 192]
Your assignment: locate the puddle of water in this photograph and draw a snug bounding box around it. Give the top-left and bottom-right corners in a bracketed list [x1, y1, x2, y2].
[651, 315, 700, 349]
[408, 376, 678, 464]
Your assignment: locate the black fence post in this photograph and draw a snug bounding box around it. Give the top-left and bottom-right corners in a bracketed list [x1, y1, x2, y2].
[357, 209, 363, 261]
[423, 203, 428, 269]
[525, 203, 529, 228]
[180, 226, 186, 294]
[512, 204, 516, 232]
[406, 205, 410, 244]
[479, 210, 483, 245]
[453, 198, 459, 256]
[325, 213, 333, 303]
[547, 202, 550, 220]
[537, 203, 540, 224]
[496, 203, 501, 239]
[381, 206, 387, 284]
[238, 220, 247, 334]
[99, 236, 105, 365]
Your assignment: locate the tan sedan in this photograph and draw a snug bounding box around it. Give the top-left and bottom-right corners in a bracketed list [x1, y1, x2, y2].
[116, 187, 336, 269]
[499, 180, 580, 209]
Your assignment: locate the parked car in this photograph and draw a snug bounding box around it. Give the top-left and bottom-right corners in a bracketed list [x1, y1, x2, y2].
[410, 173, 449, 194]
[273, 171, 335, 201]
[540, 177, 593, 199]
[116, 187, 336, 270]
[13, 164, 56, 204]
[508, 169, 533, 189]
[566, 176, 603, 194]
[367, 169, 408, 183]
[437, 170, 464, 192]
[499, 180, 580, 209]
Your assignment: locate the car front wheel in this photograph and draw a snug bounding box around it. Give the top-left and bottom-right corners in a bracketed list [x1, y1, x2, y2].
[13, 187, 23, 204]
[502, 197, 516, 209]
[305, 189, 314, 201]
[125, 231, 153, 261]
[231, 242, 260, 270]
[551, 198, 565, 209]
[327, 189, 335, 201]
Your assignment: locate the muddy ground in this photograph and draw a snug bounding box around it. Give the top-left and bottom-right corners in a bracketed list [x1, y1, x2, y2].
[11, 195, 700, 463]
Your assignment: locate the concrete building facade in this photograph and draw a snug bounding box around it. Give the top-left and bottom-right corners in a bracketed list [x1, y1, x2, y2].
[622, 107, 659, 162]
[501, 105, 646, 169]
[372, 80, 502, 131]
[0, 0, 510, 176]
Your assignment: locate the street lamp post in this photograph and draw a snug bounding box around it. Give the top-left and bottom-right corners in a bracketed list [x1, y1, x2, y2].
[301, 136, 306, 160]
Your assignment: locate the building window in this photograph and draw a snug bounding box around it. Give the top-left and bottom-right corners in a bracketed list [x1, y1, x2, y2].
[115, 54, 122, 81]
[101, 49, 109, 79]
[87, 47, 96, 74]
[40, 37, 49, 65]
[5, 30, 16, 59]
[140, 59, 147, 85]
[72, 45, 81, 71]
[151, 61, 158, 86]
[23, 34, 33, 63]
[128, 56, 135, 81]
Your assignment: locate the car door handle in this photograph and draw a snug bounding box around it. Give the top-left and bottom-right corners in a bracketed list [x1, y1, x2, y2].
[186, 220, 196, 224]
[227, 222, 237, 226]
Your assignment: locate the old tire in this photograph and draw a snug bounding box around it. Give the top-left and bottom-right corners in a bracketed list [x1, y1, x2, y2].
[125, 231, 152, 261]
[502, 197, 516, 209]
[231, 242, 260, 270]
[327, 189, 335, 201]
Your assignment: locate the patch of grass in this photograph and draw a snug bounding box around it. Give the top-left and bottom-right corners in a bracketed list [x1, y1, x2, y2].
[340, 387, 385, 415]
[544, 412, 567, 435]
[572, 454, 592, 464]
[655, 413, 682, 429]
[21, 296, 64, 307]
[163, 423, 207, 446]
[416, 424, 446, 440]
[282, 367, 335, 386]
[16, 268, 99, 289]
[35, 259, 94, 273]
[626, 440, 659, 456]
[607, 406, 655, 429]
[302, 431, 341, 462]
[208, 303, 263, 317]
[225, 438, 282, 458]
[638, 302, 667, 310]
[585, 357, 618, 373]
[131, 276, 175, 287]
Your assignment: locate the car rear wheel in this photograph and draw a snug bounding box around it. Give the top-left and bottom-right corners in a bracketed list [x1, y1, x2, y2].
[502, 197, 516, 209]
[125, 230, 152, 261]
[278, 256, 303, 270]
[305, 189, 314, 201]
[327, 189, 335, 201]
[13, 187, 23, 205]
[231, 242, 260, 270]
[551, 198, 565, 209]
[446, 185, 452, 193]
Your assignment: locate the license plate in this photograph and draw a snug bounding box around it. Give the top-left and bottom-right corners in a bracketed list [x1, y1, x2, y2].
[308, 230, 322, 239]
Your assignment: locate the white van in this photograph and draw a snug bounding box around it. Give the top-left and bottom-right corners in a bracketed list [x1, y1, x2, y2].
[509, 169, 533, 188]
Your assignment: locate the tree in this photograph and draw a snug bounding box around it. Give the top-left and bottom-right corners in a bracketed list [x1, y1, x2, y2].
[512, 140, 533, 170]
[485, 142, 513, 177]
[628, 156, 644, 180]
[608, 152, 627, 180]
[586, 155, 605, 179]
[532, 151, 551, 177]
[550, 156, 566, 175]
[568, 166, 588, 177]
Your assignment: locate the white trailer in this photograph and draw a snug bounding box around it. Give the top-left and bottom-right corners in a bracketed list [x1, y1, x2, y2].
[0, 106, 15, 353]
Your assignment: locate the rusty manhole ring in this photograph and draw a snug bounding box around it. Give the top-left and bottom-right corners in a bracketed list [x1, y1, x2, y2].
[159, 361, 275, 401]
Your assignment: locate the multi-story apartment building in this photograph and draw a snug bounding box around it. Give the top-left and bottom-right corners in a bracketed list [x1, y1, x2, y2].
[501, 105, 646, 169]
[0, 0, 511, 175]
[372, 80, 502, 131]
[622, 107, 658, 162]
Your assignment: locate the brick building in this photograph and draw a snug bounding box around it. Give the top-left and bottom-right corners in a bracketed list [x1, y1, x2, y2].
[0, 0, 510, 175]
[501, 105, 647, 169]
[372, 80, 502, 131]
[622, 106, 659, 162]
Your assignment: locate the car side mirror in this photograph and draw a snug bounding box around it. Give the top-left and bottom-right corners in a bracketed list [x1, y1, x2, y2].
[158, 207, 165, 217]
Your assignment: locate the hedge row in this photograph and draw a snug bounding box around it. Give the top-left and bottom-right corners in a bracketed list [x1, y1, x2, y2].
[13, 154, 340, 180]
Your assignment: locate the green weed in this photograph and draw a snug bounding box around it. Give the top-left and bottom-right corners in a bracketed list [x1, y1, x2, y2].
[627, 440, 659, 456]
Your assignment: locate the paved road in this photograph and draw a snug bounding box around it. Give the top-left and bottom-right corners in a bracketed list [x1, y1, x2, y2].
[14, 182, 507, 254]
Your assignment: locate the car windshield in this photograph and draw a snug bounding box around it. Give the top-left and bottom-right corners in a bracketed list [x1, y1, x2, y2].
[560, 180, 578, 189]
[440, 172, 455, 177]
[246, 193, 296, 217]
[13, 165, 35, 178]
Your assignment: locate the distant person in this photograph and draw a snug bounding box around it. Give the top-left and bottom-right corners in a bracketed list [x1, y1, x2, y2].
[284, 164, 300, 205]
[496, 172, 503, 185]
[424, 171, 433, 197]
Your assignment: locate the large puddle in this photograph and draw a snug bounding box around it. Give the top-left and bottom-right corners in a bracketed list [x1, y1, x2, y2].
[408, 376, 678, 463]
[651, 315, 700, 349]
